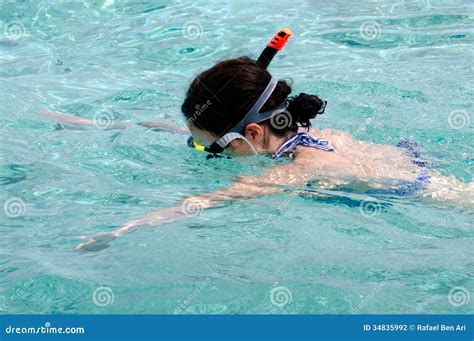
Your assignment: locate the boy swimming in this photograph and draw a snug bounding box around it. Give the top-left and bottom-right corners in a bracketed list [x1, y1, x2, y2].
[40, 29, 473, 251]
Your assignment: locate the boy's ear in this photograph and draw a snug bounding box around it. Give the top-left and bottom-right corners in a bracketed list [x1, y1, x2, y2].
[244, 123, 264, 141]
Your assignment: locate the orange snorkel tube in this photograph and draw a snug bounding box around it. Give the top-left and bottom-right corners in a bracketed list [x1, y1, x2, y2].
[257, 27, 292, 69]
[188, 27, 292, 156]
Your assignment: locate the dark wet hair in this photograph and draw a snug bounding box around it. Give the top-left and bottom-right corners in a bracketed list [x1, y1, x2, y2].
[181, 56, 327, 138]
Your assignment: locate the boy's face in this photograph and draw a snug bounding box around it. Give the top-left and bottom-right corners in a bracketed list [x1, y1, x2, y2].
[189, 124, 265, 156]
[188, 124, 217, 149]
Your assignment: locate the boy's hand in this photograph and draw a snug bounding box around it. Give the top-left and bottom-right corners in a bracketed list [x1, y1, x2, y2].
[76, 233, 117, 252]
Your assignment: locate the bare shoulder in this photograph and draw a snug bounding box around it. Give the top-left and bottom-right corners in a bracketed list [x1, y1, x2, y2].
[294, 144, 352, 169]
[236, 160, 314, 187]
[315, 128, 355, 141]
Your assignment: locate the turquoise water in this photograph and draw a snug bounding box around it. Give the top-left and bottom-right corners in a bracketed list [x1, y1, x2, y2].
[1, 0, 473, 314]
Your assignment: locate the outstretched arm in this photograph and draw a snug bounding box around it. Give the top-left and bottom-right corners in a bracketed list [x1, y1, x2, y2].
[40, 110, 189, 134]
[76, 162, 314, 251]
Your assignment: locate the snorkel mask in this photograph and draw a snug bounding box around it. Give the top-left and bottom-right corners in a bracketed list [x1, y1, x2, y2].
[187, 27, 293, 155]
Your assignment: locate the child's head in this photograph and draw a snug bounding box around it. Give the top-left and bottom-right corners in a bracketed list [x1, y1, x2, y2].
[182, 56, 327, 155]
